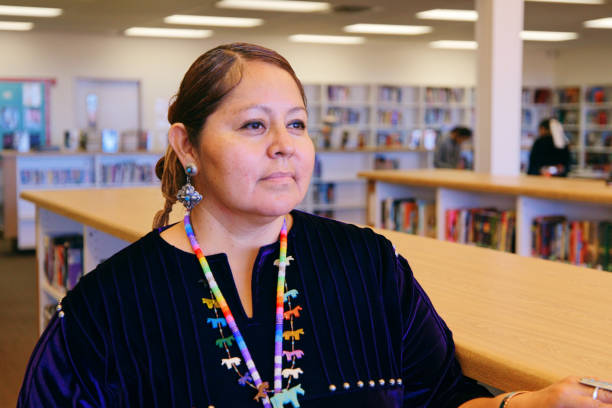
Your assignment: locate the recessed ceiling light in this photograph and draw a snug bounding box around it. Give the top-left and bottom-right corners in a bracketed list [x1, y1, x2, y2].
[430, 40, 477, 50]
[216, 0, 330, 13]
[344, 24, 432, 35]
[520, 30, 578, 41]
[164, 15, 263, 27]
[584, 17, 612, 28]
[0, 5, 62, 17]
[289, 34, 364, 44]
[125, 27, 212, 39]
[416, 9, 478, 21]
[525, 0, 604, 4]
[0, 20, 33, 30]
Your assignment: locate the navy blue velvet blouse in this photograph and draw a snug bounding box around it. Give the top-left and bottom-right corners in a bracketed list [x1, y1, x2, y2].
[18, 210, 490, 407]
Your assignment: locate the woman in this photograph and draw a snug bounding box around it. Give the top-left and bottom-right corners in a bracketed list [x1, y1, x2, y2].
[18, 43, 611, 407]
[527, 118, 571, 177]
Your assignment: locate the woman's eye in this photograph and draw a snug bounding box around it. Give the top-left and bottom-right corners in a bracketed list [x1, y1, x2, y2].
[242, 121, 265, 130]
[288, 120, 305, 129]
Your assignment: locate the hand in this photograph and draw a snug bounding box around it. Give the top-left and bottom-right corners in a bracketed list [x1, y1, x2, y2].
[513, 377, 612, 407]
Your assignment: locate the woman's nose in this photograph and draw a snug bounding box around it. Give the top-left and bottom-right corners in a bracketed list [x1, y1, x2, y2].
[268, 125, 296, 158]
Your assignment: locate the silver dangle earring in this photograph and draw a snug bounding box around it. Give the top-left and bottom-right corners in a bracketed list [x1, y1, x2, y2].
[177, 164, 202, 210]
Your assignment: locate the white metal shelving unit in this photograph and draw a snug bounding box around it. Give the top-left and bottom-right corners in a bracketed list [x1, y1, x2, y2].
[302, 83, 474, 225]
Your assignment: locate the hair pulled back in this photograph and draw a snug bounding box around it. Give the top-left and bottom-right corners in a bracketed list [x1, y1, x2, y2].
[153, 43, 306, 228]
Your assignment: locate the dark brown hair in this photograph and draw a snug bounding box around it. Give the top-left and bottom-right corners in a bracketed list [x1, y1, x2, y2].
[153, 42, 307, 228]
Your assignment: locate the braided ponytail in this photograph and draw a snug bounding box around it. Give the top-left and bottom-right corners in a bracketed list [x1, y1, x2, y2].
[152, 146, 185, 229]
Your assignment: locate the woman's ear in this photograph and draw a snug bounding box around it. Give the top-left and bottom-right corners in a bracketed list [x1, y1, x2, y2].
[168, 123, 198, 169]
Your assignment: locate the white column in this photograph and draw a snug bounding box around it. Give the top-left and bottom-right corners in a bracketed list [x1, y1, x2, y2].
[475, 0, 524, 175]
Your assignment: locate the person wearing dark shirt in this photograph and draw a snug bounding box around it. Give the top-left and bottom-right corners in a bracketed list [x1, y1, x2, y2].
[527, 118, 571, 177]
[18, 44, 612, 408]
[434, 127, 472, 169]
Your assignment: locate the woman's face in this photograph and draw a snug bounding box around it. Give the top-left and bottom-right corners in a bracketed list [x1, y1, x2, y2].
[195, 60, 315, 219]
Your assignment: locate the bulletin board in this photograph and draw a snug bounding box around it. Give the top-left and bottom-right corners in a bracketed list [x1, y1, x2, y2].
[0, 78, 54, 150]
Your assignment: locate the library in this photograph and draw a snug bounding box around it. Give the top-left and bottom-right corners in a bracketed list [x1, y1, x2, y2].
[1, 1, 612, 407]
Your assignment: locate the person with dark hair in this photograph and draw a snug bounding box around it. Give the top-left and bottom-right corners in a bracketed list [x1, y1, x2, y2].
[527, 118, 571, 177]
[434, 126, 473, 169]
[18, 44, 612, 408]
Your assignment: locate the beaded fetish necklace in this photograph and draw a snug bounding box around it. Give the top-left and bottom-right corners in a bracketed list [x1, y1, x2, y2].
[184, 212, 305, 408]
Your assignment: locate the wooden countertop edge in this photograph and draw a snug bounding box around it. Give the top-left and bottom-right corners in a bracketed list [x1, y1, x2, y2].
[456, 344, 556, 391]
[20, 190, 142, 243]
[358, 171, 612, 204]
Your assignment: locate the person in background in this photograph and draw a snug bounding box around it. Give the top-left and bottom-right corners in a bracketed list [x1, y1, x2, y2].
[527, 118, 571, 177]
[434, 126, 473, 169]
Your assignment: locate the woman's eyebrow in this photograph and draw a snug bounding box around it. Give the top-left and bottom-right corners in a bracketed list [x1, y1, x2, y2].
[232, 104, 306, 115]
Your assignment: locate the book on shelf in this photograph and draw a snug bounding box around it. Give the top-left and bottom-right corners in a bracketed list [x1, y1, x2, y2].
[374, 154, 399, 170]
[532, 217, 612, 270]
[312, 183, 335, 204]
[445, 208, 516, 253]
[555, 87, 580, 104]
[377, 131, 404, 147]
[381, 197, 436, 238]
[44, 233, 84, 292]
[378, 86, 402, 103]
[100, 161, 155, 184]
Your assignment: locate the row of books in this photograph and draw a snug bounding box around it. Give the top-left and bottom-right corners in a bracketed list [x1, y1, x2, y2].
[311, 182, 335, 204]
[326, 107, 369, 125]
[586, 110, 611, 126]
[327, 85, 369, 102]
[554, 108, 579, 125]
[554, 87, 580, 104]
[522, 88, 552, 104]
[424, 87, 465, 104]
[381, 198, 436, 238]
[585, 131, 612, 148]
[532, 217, 612, 270]
[424, 108, 464, 126]
[43, 234, 84, 292]
[377, 86, 403, 103]
[377, 109, 403, 126]
[445, 208, 516, 253]
[100, 162, 155, 184]
[20, 168, 93, 186]
[375, 128, 439, 150]
[585, 87, 611, 104]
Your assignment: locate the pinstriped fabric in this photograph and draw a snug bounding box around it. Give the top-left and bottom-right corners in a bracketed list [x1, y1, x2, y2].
[18, 209, 493, 408]
[154, 241, 195, 406]
[323, 223, 373, 381]
[110, 267, 145, 407]
[344, 227, 384, 380]
[92, 270, 130, 404]
[297, 220, 346, 382]
[126, 255, 160, 408]
[171, 249, 214, 406]
[312, 222, 362, 381]
[139, 244, 178, 408]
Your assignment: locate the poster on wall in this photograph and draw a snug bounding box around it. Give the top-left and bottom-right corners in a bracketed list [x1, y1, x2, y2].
[0, 79, 53, 150]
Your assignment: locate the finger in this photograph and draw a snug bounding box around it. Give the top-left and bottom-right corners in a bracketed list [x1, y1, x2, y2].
[575, 395, 612, 407]
[595, 388, 612, 404]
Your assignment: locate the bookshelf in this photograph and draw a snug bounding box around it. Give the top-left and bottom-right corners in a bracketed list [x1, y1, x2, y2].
[301, 83, 474, 224]
[1, 150, 161, 249]
[521, 84, 612, 178]
[360, 169, 612, 270]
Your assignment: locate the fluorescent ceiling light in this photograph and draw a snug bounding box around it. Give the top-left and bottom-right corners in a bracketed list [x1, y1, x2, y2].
[520, 30, 578, 41]
[289, 34, 364, 44]
[416, 9, 478, 21]
[0, 5, 62, 17]
[0, 20, 32, 30]
[430, 40, 477, 50]
[584, 17, 612, 28]
[216, 0, 330, 12]
[164, 15, 263, 27]
[344, 24, 432, 35]
[525, 0, 604, 4]
[125, 27, 212, 38]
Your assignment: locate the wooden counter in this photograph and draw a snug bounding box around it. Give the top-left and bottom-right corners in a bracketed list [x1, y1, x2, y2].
[21, 188, 612, 392]
[358, 169, 612, 204]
